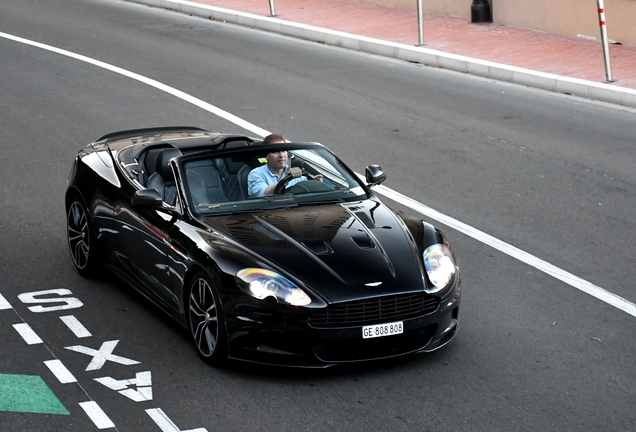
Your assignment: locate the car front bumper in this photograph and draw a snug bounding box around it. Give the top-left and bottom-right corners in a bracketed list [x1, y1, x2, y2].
[224, 277, 461, 368]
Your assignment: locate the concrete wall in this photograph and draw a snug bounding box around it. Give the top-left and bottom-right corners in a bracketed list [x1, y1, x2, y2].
[368, 0, 636, 47]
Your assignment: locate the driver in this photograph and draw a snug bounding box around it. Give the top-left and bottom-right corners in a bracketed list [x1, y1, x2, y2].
[247, 134, 307, 197]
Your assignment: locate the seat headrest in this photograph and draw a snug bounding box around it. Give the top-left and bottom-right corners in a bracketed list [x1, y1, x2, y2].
[290, 155, 305, 169]
[156, 148, 182, 181]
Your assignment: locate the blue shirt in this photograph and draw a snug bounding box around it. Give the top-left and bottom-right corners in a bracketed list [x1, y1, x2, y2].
[247, 164, 305, 197]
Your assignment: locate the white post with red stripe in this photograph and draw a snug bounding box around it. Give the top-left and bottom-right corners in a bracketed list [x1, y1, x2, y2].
[417, 0, 424, 46]
[597, 0, 614, 82]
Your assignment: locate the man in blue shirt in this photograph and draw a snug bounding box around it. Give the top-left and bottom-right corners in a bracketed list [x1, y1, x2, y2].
[247, 134, 305, 197]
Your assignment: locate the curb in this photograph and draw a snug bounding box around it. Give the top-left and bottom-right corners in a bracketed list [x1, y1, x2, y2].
[130, 0, 636, 108]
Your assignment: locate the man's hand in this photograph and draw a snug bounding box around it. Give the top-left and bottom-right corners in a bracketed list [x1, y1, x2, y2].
[264, 167, 304, 195]
[289, 167, 303, 178]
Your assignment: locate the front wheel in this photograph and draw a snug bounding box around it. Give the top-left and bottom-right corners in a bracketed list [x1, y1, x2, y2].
[187, 271, 229, 366]
[66, 198, 100, 277]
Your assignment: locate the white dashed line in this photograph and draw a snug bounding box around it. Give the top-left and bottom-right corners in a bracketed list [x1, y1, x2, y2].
[60, 315, 93, 338]
[79, 401, 116, 429]
[0, 293, 12, 310]
[44, 359, 78, 384]
[146, 408, 208, 432]
[12, 322, 43, 345]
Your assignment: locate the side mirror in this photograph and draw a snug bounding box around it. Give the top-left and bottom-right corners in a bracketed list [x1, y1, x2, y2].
[132, 189, 182, 217]
[365, 164, 386, 187]
[132, 188, 164, 207]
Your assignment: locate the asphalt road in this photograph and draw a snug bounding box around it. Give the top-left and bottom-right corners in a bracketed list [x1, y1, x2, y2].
[1, 0, 635, 430]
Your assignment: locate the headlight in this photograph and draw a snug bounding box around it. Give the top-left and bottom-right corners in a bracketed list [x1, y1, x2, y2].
[236, 268, 312, 306]
[423, 244, 456, 292]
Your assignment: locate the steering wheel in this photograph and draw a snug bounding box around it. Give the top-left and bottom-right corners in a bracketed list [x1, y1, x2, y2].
[273, 171, 315, 194]
[274, 172, 295, 194]
[302, 171, 316, 181]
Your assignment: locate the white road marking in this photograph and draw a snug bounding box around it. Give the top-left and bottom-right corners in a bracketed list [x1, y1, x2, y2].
[372, 184, 636, 317]
[0, 31, 634, 318]
[95, 372, 151, 391]
[119, 386, 153, 402]
[60, 315, 93, 338]
[0, 293, 12, 310]
[18, 288, 83, 313]
[79, 401, 116, 429]
[0, 31, 269, 138]
[44, 359, 78, 384]
[12, 322, 43, 345]
[65, 340, 141, 371]
[95, 371, 153, 402]
[146, 408, 208, 432]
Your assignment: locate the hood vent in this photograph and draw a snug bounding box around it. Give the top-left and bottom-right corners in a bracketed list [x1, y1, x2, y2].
[300, 239, 333, 255]
[350, 231, 374, 249]
[249, 223, 284, 242]
[355, 211, 375, 229]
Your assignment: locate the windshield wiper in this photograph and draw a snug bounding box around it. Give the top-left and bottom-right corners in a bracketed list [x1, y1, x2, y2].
[297, 198, 345, 206]
[202, 202, 299, 216]
[262, 194, 296, 202]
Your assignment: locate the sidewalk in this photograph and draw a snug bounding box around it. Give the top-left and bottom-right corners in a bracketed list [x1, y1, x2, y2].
[135, 0, 636, 107]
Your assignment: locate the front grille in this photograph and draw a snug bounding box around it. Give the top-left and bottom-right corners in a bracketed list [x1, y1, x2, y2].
[309, 292, 439, 328]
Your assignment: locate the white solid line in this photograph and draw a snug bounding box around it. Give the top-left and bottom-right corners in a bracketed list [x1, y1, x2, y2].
[146, 408, 208, 432]
[60, 315, 93, 338]
[0, 293, 11, 310]
[0, 31, 271, 139]
[373, 184, 636, 318]
[79, 401, 116, 429]
[2, 31, 634, 318]
[44, 359, 77, 384]
[12, 323, 43, 345]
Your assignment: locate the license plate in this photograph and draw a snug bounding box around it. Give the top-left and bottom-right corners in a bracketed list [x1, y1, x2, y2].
[362, 321, 403, 339]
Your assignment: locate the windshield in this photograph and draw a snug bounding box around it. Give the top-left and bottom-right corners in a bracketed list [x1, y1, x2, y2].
[181, 145, 368, 215]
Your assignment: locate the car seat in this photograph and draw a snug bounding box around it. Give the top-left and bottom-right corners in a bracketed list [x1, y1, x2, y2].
[146, 147, 182, 206]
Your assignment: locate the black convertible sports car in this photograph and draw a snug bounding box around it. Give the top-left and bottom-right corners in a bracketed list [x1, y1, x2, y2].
[66, 126, 461, 367]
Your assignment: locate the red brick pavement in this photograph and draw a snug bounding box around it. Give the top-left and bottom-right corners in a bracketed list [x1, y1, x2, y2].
[196, 0, 636, 89]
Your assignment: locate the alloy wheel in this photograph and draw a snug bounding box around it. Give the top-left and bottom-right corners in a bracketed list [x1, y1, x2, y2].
[189, 276, 221, 358]
[67, 201, 90, 270]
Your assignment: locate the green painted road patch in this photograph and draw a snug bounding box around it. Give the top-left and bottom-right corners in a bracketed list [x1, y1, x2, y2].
[0, 374, 69, 415]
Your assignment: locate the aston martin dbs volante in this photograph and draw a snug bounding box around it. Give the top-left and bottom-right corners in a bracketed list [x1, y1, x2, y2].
[66, 126, 462, 367]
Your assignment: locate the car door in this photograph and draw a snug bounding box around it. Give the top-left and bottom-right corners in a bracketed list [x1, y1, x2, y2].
[114, 194, 181, 312]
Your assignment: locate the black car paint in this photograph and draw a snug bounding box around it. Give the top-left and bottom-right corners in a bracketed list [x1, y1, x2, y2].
[66, 127, 461, 367]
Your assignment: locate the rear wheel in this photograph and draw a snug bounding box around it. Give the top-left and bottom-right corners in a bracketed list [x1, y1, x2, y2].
[187, 271, 229, 366]
[66, 198, 100, 277]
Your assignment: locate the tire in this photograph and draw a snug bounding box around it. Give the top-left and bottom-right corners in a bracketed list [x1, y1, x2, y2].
[66, 197, 101, 277]
[187, 271, 229, 366]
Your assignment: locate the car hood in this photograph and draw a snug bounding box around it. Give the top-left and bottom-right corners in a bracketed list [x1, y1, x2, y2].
[203, 200, 426, 303]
